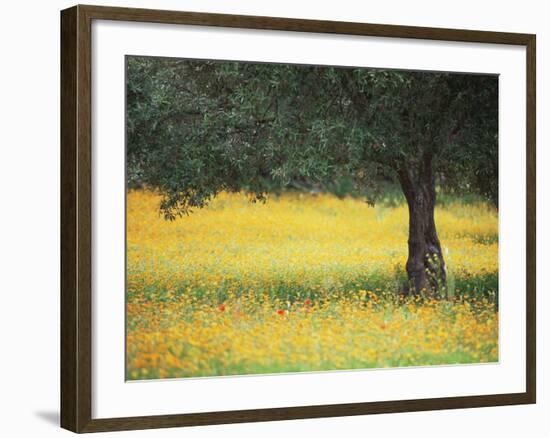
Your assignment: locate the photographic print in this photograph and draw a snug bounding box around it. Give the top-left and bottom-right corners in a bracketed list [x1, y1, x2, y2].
[125, 57, 499, 381]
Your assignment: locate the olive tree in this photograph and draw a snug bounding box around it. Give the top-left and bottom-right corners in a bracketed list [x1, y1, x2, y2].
[127, 57, 498, 296]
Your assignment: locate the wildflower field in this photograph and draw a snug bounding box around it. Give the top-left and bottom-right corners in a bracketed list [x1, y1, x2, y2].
[126, 190, 499, 380]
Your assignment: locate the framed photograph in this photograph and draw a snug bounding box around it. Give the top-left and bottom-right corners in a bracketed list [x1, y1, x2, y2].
[60, 4, 536, 433]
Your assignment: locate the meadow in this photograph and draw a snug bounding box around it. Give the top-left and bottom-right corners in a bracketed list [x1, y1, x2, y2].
[126, 190, 499, 380]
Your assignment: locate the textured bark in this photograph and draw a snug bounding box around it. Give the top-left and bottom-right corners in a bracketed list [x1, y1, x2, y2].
[398, 154, 446, 296]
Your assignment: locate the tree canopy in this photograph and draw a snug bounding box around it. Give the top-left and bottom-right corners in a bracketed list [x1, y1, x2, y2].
[127, 57, 498, 219]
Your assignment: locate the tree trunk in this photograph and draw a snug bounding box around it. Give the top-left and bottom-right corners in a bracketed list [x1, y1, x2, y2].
[398, 154, 446, 297]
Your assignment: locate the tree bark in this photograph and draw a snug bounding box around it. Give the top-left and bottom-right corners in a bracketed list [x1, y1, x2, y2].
[398, 154, 446, 297]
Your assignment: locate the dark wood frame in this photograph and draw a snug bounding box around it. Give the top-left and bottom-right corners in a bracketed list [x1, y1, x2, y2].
[61, 4, 536, 433]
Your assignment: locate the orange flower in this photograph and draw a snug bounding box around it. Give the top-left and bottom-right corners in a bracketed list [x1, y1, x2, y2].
[218, 304, 225, 312]
[304, 299, 311, 306]
[277, 309, 285, 316]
